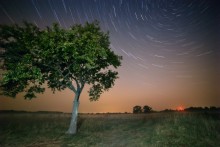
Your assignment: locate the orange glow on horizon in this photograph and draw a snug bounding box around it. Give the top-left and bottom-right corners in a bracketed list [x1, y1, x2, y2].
[176, 106, 184, 111]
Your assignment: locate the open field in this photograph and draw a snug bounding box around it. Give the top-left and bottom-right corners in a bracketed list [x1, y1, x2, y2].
[0, 112, 219, 147]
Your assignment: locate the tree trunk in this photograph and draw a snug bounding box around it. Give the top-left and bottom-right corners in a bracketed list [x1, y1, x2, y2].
[66, 93, 80, 135]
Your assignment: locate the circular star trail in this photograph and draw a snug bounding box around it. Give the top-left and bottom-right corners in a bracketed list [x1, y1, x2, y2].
[0, 0, 219, 112]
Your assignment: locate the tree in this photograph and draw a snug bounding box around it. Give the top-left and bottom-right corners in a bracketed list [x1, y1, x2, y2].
[143, 105, 152, 113]
[0, 21, 122, 135]
[133, 105, 142, 113]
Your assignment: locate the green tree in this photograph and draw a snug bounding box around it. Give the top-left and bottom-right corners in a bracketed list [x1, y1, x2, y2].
[0, 21, 122, 135]
[133, 105, 142, 113]
[143, 105, 152, 113]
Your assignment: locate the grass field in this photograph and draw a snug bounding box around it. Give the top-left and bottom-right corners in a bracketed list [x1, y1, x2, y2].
[0, 112, 219, 147]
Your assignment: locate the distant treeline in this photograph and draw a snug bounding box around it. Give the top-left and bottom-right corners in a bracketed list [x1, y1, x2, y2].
[1, 106, 220, 114]
[184, 106, 220, 112]
[161, 106, 220, 112]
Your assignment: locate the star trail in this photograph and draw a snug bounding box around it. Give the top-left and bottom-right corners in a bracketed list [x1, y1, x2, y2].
[0, 0, 219, 112]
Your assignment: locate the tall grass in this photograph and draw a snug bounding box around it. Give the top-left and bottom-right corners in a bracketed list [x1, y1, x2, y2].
[0, 112, 219, 147]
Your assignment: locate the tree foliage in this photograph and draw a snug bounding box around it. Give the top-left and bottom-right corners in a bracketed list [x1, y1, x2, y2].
[143, 105, 152, 113]
[0, 21, 122, 101]
[133, 105, 142, 113]
[133, 105, 152, 114]
[0, 22, 44, 98]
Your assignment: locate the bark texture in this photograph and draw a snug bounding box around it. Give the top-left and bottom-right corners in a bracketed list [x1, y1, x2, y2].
[66, 94, 79, 135]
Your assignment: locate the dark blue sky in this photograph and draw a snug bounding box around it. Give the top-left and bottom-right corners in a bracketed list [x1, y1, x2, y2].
[0, 0, 219, 112]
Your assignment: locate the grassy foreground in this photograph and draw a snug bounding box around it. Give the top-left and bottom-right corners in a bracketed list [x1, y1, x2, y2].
[0, 112, 219, 147]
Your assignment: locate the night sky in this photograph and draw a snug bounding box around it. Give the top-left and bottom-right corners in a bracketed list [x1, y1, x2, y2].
[0, 0, 219, 113]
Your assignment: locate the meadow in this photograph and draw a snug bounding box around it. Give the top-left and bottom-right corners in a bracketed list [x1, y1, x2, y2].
[0, 112, 219, 147]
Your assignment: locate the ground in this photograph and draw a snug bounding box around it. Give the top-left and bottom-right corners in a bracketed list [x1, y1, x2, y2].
[0, 112, 219, 147]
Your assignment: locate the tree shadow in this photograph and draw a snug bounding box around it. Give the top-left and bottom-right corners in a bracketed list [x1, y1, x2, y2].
[77, 117, 85, 131]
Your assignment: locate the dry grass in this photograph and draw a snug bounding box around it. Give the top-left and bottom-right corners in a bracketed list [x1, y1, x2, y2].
[0, 112, 219, 147]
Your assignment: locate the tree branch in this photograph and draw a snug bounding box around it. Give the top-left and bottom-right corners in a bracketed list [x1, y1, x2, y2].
[68, 82, 77, 93]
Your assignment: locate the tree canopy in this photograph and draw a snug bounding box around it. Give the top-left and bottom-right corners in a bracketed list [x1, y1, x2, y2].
[133, 105, 142, 113]
[0, 21, 122, 101]
[133, 105, 152, 113]
[143, 105, 152, 113]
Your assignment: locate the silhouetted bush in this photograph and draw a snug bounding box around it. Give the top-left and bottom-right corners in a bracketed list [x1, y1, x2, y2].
[143, 105, 152, 113]
[133, 106, 142, 113]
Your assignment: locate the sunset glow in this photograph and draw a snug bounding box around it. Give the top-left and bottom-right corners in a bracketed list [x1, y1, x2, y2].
[176, 106, 184, 111]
